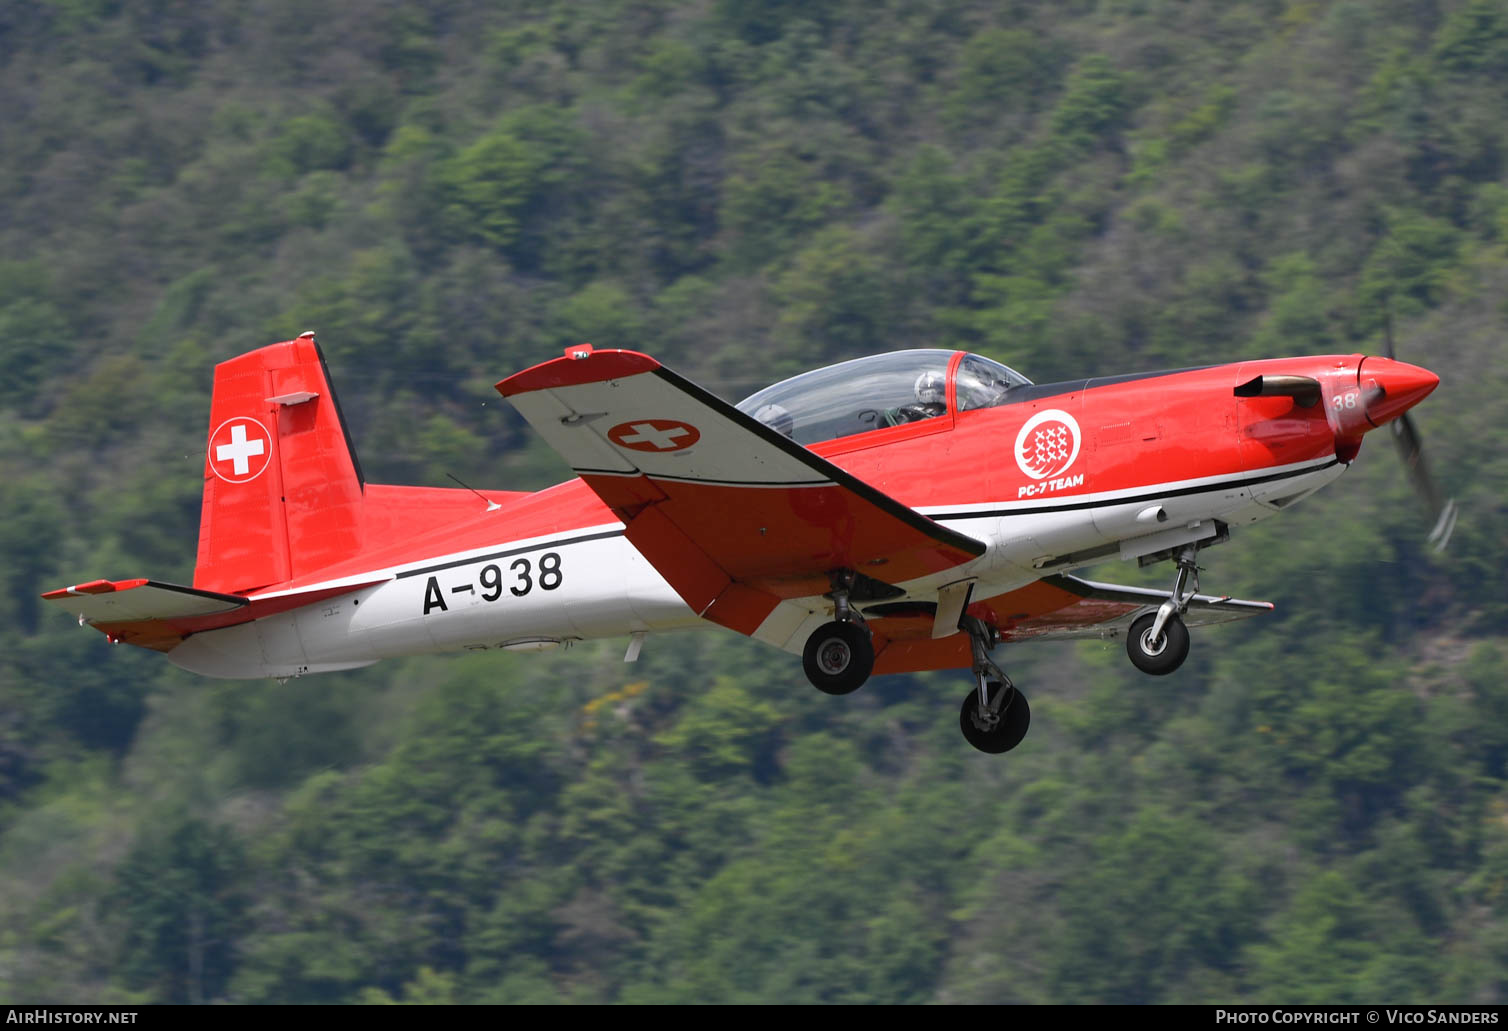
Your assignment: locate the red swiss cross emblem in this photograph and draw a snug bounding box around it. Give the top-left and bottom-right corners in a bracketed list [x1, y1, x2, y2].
[607, 419, 701, 453]
[208, 417, 273, 483]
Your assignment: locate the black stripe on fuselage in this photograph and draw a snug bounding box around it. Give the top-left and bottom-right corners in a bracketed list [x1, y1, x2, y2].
[997, 364, 1218, 406]
[395, 529, 625, 580]
[924, 458, 1341, 522]
[385, 460, 1332, 587]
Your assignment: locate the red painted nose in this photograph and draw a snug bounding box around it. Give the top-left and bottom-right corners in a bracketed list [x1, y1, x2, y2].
[1360, 356, 1440, 429]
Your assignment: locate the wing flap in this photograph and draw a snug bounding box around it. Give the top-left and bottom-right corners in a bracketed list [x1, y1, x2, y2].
[498, 349, 986, 635]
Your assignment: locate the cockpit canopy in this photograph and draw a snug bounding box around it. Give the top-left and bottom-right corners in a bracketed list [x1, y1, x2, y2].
[735, 349, 1031, 446]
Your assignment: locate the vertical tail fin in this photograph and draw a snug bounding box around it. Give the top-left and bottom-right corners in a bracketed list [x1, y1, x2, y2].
[195, 332, 365, 594]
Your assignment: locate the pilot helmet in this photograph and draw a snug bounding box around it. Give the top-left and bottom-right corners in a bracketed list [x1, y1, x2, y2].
[914, 370, 946, 407]
[753, 402, 794, 437]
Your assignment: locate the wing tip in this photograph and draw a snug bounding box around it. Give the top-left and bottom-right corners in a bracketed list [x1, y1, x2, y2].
[496, 349, 661, 398]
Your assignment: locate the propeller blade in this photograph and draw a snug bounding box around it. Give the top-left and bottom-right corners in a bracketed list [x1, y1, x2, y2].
[1429, 498, 1459, 552]
[1389, 412, 1457, 552]
[1377, 311, 1455, 550]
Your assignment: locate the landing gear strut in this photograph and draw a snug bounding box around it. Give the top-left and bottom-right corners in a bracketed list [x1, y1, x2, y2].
[802, 571, 874, 695]
[958, 618, 1030, 754]
[1126, 545, 1197, 676]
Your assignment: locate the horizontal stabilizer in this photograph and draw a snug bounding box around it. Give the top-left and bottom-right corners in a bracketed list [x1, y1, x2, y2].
[43, 576, 386, 652]
[43, 579, 247, 624]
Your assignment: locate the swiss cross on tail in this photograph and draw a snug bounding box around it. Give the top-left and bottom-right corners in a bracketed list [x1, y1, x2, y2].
[208, 417, 273, 483]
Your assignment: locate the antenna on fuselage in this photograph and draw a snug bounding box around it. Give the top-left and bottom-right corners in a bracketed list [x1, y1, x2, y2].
[447, 472, 503, 512]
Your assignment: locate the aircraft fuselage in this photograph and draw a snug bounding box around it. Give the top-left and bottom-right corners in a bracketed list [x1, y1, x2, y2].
[168, 353, 1417, 679]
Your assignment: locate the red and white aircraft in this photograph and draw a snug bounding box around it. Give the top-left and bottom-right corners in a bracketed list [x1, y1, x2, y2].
[44, 334, 1453, 753]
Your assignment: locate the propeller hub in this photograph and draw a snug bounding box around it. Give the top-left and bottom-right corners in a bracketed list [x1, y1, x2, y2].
[1358, 356, 1440, 429]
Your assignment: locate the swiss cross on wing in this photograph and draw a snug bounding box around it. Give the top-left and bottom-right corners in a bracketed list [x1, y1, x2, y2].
[607, 419, 702, 453]
[208, 417, 273, 483]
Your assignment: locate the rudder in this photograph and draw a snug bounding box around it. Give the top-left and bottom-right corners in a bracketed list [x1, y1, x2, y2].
[195, 332, 365, 594]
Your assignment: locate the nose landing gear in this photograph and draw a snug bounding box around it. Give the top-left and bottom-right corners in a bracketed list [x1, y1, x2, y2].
[1126, 545, 1199, 676]
[1126, 610, 1190, 675]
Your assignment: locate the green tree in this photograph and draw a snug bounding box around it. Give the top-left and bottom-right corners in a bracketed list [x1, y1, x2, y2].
[108, 813, 246, 1004]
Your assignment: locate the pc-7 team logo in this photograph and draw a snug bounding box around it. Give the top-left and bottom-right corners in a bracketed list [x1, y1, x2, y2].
[1015, 409, 1083, 495]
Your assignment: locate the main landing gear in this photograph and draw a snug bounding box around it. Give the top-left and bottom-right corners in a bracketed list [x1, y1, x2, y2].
[958, 617, 1030, 754]
[1126, 545, 1198, 676]
[801, 572, 874, 695]
[799, 543, 1215, 751]
[800, 573, 1031, 754]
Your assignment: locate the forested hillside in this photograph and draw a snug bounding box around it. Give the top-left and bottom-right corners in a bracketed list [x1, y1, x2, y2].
[2, 0, 1507, 1003]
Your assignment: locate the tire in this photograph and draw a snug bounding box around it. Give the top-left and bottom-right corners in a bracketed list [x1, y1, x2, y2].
[802, 621, 874, 695]
[959, 681, 1031, 754]
[1126, 611, 1190, 676]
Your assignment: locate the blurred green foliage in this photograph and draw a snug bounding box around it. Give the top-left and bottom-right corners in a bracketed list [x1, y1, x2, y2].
[1, 0, 1506, 1005]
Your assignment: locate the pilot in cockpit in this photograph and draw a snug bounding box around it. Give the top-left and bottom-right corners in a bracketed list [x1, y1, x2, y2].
[897, 370, 947, 423]
[753, 402, 795, 438]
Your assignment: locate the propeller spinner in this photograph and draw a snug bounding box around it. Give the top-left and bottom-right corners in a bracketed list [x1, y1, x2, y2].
[1235, 346, 1456, 551]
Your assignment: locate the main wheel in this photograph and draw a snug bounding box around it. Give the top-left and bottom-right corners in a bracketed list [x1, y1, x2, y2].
[802, 621, 874, 695]
[1126, 611, 1190, 676]
[959, 681, 1031, 754]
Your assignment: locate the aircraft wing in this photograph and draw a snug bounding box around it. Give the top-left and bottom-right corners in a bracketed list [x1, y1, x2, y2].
[996, 574, 1273, 640]
[42, 577, 386, 652]
[870, 573, 1273, 674]
[497, 348, 986, 636]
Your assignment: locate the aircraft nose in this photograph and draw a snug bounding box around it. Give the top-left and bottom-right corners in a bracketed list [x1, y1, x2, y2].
[1360, 356, 1440, 429]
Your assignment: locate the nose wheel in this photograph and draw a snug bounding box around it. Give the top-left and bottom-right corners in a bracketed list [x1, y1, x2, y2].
[1126, 545, 1200, 676]
[1126, 610, 1190, 675]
